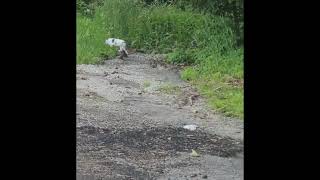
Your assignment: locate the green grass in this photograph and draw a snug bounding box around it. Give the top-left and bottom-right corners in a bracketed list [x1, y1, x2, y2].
[77, 14, 117, 64]
[143, 80, 151, 88]
[196, 79, 243, 119]
[158, 83, 182, 95]
[181, 49, 243, 119]
[77, 0, 236, 63]
[76, 0, 243, 119]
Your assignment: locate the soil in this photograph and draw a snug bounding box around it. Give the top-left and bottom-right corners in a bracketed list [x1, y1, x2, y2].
[77, 53, 243, 180]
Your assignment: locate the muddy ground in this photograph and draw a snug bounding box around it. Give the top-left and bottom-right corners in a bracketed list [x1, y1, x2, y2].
[77, 53, 243, 180]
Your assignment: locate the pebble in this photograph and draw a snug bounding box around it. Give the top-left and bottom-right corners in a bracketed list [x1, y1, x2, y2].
[191, 174, 197, 177]
[202, 175, 208, 179]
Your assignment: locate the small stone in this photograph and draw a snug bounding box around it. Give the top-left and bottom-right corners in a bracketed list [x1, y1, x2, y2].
[202, 175, 208, 179]
[138, 92, 142, 95]
[192, 109, 198, 113]
[115, 67, 118, 69]
[191, 174, 197, 177]
[111, 71, 118, 74]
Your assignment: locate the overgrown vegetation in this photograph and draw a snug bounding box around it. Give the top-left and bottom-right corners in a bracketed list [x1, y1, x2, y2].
[158, 83, 182, 95]
[143, 80, 151, 88]
[77, 0, 243, 119]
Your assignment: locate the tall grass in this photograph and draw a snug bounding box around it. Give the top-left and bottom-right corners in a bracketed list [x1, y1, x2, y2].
[77, 0, 236, 62]
[77, 14, 117, 64]
[76, 0, 243, 119]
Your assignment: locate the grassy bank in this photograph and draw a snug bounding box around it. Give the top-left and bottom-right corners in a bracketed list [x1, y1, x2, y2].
[77, 0, 243, 119]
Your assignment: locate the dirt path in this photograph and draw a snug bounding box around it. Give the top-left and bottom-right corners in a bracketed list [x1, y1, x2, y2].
[77, 53, 243, 180]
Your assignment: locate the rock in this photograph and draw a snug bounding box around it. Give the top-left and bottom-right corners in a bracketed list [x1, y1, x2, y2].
[111, 71, 118, 74]
[191, 174, 197, 177]
[202, 175, 208, 179]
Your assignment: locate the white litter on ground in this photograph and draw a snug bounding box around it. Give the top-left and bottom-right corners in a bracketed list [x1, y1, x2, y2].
[183, 124, 198, 131]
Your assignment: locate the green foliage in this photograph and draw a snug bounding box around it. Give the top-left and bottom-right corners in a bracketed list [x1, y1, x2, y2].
[77, 0, 237, 63]
[77, 14, 117, 64]
[166, 49, 197, 65]
[143, 80, 151, 88]
[158, 83, 182, 94]
[181, 48, 243, 118]
[142, 0, 244, 44]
